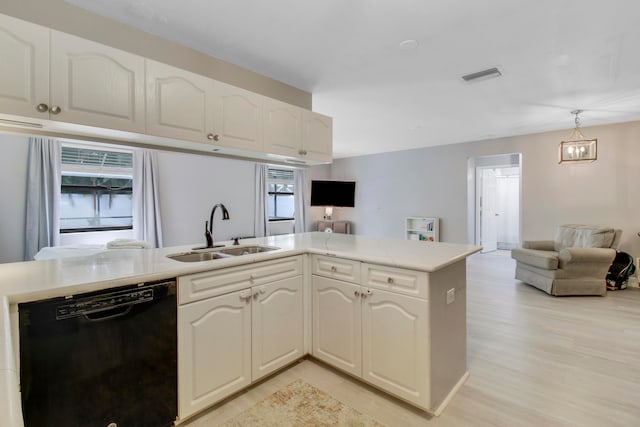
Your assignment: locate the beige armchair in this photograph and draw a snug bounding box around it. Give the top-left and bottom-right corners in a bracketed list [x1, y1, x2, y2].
[511, 224, 621, 296]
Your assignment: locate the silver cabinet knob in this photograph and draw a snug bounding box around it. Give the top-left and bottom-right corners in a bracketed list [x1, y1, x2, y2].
[50, 105, 61, 115]
[298, 149, 307, 156]
[354, 290, 360, 297]
[207, 133, 220, 141]
[330, 266, 337, 272]
[387, 277, 394, 284]
[36, 103, 49, 113]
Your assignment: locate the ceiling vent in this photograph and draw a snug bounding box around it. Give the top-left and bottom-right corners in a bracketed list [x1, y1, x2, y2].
[462, 67, 502, 83]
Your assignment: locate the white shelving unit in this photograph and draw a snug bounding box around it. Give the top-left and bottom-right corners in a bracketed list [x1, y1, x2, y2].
[406, 217, 439, 242]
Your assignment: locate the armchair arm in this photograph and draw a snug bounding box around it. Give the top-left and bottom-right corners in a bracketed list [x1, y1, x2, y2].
[558, 247, 616, 272]
[522, 240, 555, 251]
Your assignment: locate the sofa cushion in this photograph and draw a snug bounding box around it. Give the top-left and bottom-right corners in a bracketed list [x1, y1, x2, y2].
[553, 224, 615, 252]
[511, 248, 559, 270]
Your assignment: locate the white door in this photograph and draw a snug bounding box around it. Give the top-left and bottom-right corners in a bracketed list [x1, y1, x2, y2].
[361, 288, 430, 408]
[146, 59, 214, 143]
[312, 276, 362, 377]
[178, 289, 252, 419]
[50, 31, 145, 133]
[252, 276, 304, 381]
[263, 97, 302, 157]
[0, 14, 49, 120]
[302, 110, 333, 163]
[478, 168, 498, 252]
[212, 81, 263, 151]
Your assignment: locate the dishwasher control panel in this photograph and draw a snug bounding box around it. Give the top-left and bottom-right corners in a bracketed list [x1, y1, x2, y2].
[55, 287, 155, 319]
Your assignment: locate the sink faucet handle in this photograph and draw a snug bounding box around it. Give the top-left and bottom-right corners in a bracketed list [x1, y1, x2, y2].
[233, 237, 240, 245]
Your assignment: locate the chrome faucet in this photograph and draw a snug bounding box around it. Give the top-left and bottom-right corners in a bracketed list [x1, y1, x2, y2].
[205, 203, 230, 248]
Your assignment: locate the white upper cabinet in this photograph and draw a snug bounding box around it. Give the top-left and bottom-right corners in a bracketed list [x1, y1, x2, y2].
[146, 59, 215, 143]
[302, 110, 333, 162]
[263, 97, 302, 158]
[50, 31, 145, 133]
[0, 14, 49, 120]
[263, 100, 333, 163]
[0, 13, 331, 163]
[212, 81, 263, 151]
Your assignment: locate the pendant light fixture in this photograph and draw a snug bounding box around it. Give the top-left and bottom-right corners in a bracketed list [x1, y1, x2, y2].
[559, 110, 597, 163]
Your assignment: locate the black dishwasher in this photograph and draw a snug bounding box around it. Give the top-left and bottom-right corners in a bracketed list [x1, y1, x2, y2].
[19, 279, 177, 427]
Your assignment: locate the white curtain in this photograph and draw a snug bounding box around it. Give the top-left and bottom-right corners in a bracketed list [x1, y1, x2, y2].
[294, 168, 308, 233]
[133, 149, 164, 248]
[254, 163, 269, 237]
[25, 137, 61, 261]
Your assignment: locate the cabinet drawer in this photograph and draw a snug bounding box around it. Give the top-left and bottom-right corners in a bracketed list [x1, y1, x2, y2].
[362, 263, 428, 299]
[179, 256, 303, 304]
[312, 255, 361, 284]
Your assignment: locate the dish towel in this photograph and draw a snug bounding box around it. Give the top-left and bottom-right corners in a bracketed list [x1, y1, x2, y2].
[106, 239, 153, 249]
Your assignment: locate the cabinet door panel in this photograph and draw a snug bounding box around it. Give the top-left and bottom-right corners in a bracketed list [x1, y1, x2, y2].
[302, 110, 332, 162]
[312, 276, 361, 376]
[362, 288, 430, 408]
[178, 290, 251, 419]
[50, 31, 145, 132]
[0, 14, 49, 119]
[263, 97, 302, 157]
[252, 276, 304, 380]
[213, 81, 263, 151]
[146, 60, 212, 142]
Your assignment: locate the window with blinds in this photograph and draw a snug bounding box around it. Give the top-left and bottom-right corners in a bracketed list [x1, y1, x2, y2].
[267, 167, 295, 221]
[60, 143, 134, 233]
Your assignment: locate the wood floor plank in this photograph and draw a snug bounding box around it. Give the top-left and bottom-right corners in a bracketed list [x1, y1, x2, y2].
[183, 251, 640, 426]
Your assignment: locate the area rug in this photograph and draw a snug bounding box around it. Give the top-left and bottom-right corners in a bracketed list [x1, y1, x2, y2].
[219, 379, 386, 426]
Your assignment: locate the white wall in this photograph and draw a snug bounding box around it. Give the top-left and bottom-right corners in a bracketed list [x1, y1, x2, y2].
[325, 120, 640, 258]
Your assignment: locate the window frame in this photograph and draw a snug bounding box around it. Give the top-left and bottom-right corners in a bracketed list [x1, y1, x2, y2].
[267, 167, 296, 222]
[59, 141, 135, 234]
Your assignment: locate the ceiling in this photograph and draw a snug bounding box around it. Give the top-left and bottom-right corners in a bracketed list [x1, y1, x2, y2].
[66, 0, 640, 158]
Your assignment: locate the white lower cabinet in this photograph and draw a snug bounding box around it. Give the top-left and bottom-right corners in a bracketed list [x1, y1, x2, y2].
[311, 276, 362, 376]
[361, 287, 429, 408]
[252, 276, 304, 380]
[178, 289, 252, 418]
[312, 257, 430, 410]
[177, 257, 303, 420]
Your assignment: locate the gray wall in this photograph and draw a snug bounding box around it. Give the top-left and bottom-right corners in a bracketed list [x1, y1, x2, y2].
[0, 0, 311, 109]
[0, 134, 28, 263]
[156, 151, 256, 247]
[324, 120, 640, 258]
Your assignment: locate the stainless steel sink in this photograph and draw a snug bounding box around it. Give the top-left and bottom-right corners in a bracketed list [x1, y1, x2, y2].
[167, 251, 231, 262]
[218, 246, 280, 256]
[167, 245, 279, 262]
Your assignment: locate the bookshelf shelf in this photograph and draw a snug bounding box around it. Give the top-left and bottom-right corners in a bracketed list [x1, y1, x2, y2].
[405, 217, 440, 242]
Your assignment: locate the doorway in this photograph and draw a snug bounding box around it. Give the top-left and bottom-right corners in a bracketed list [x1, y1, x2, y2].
[468, 154, 521, 253]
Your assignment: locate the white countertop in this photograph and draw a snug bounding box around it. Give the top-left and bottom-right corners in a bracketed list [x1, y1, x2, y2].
[0, 232, 480, 427]
[0, 232, 480, 304]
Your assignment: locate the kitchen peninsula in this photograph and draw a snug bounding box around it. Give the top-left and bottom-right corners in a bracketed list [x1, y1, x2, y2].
[0, 232, 480, 426]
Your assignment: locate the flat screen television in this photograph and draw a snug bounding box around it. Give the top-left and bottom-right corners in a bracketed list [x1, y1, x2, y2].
[310, 180, 356, 207]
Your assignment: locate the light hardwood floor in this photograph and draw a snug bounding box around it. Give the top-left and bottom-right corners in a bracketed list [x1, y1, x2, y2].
[183, 251, 640, 427]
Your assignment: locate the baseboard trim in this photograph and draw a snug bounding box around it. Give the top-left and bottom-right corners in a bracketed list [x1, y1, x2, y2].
[433, 371, 469, 416]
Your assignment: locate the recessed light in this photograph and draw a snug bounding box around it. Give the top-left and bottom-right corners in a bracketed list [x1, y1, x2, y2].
[399, 39, 419, 50]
